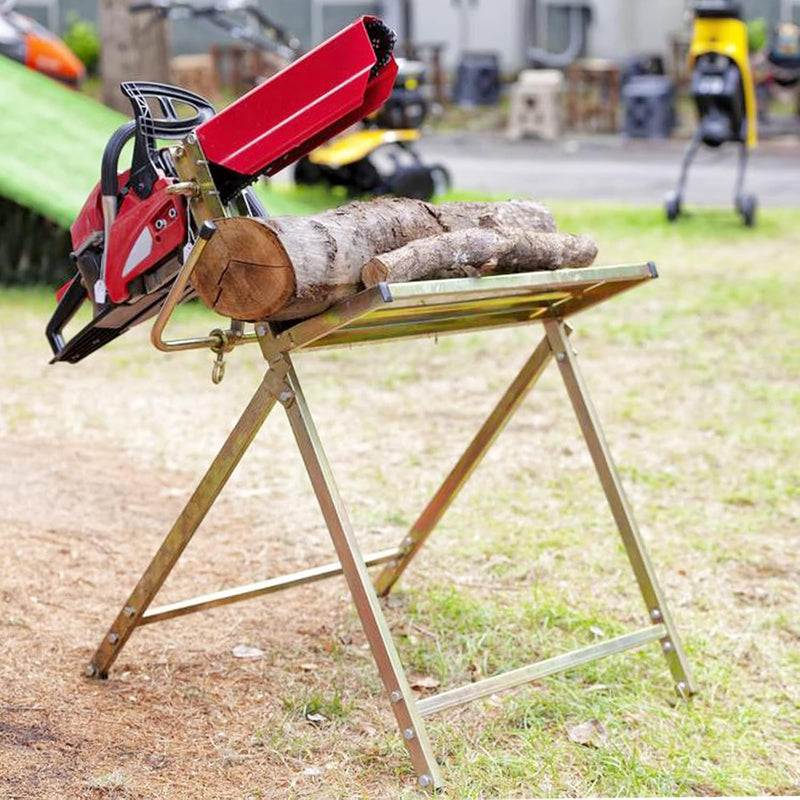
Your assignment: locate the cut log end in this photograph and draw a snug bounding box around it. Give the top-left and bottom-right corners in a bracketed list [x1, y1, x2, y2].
[191, 217, 296, 321]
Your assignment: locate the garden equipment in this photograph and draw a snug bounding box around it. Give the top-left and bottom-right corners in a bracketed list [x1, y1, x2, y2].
[665, 0, 758, 225]
[294, 57, 450, 201]
[767, 20, 800, 88]
[0, 0, 84, 85]
[622, 74, 676, 139]
[45, 15, 398, 364]
[129, 0, 447, 201]
[129, 0, 300, 63]
[82, 259, 695, 791]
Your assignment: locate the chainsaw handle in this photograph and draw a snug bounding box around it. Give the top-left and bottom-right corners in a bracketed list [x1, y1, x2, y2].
[101, 120, 137, 198]
[119, 81, 216, 199]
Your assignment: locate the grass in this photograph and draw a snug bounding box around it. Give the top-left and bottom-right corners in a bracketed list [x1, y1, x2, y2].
[3, 193, 799, 797]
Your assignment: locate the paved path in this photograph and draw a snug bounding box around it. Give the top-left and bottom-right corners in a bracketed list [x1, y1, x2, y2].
[416, 133, 800, 207]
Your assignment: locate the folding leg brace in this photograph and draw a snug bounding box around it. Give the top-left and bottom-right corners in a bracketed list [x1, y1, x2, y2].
[87, 317, 694, 791]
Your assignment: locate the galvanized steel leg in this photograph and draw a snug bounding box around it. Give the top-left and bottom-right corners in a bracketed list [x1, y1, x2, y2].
[374, 332, 556, 597]
[543, 318, 696, 695]
[279, 355, 443, 791]
[87, 373, 279, 679]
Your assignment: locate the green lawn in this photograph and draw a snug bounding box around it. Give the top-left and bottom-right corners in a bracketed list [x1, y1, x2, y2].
[2, 195, 798, 797]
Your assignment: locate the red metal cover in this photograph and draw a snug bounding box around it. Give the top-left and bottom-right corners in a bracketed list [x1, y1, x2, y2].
[196, 16, 397, 177]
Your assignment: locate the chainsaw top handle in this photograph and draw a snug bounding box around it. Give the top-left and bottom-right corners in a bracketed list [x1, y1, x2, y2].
[107, 81, 215, 200]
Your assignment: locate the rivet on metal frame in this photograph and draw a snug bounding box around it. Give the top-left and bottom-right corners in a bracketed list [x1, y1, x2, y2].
[418, 774, 432, 788]
[676, 680, 689, 698]
[403, 728, 416, 741]
[108, 633, 119, 645]
[650, 608, 663, 622]
[389, 690, 403, 704]
[85, 664, 97, 678]
[278, 390, 295, 407]
[662, 640, 674, 653]
[123, 605, 136, 618]
[556, 351, 567, 362]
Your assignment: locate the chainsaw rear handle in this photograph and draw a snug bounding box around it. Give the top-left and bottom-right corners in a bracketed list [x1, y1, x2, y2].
[116, 81, 216, 201]
[102, 83, 215, 198]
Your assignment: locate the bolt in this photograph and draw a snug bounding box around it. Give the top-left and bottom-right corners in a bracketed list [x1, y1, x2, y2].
[123, 605, 136, 618]
[154, 219, 167, 231]
[168, 207, 177, 219]
[403, 728, 415, 741]
[186, 133, 197, 145]
[389, 690, 403, 704]
[173, 146, 185, 159]
[676, 680, 689, 696]
[278, 390, 294, 405]
[255, 325, 267, 338]
[85, 664, 97, 678]
[556, 351, 566, 362]
[662, 640, 673, 653]
[418, 774, 432, 788]
[650, 608, 663, 622]
[402, 537, 414, 549]
[108, 632, 119, 645]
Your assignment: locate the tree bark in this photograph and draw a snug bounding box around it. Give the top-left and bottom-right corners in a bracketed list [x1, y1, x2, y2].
[361, 229, 598, 286]
[99, 0, 170, 114]
[191, 198, 557, 321]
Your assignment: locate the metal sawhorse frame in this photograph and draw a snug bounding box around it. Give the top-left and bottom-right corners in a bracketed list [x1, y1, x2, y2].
[86, 262, 695, 791]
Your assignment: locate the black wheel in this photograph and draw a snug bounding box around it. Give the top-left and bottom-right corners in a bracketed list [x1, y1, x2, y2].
[386, 164, 436, 200]
[429, 164, 452, 196]
[293, 157, 324, 186]
[739, 193, 757, 227]
[664, 192, 681, 222]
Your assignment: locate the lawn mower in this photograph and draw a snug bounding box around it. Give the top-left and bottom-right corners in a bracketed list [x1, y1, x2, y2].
[46, 16, 398, 365]
[294, 57, 450, 200]
[665, 0, 758, 226]
[0, 0, 84, 85]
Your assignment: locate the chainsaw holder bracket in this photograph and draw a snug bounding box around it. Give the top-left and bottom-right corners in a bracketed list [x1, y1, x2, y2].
[86, 263, 695, 791]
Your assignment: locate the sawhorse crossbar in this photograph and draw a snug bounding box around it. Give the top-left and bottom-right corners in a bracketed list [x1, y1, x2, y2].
[87, 264, 695, 791]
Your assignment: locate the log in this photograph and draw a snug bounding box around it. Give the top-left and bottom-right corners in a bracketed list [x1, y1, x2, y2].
[191, 198, 556, 321]
[361, 229, 598, 287]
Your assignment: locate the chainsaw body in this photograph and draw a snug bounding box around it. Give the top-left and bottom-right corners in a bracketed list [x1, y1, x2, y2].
[47, 16, 397, 364]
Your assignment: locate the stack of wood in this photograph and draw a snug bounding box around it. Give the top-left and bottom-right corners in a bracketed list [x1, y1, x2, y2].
[191, 198, 598, 322]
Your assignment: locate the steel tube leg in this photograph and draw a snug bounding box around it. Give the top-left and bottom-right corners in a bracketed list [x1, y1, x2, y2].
[375, 332, 556, 596]
[733, 141, 749, 206]
[279, 356, 443, 791]
[87, 374, 279, 678]
[674, 130, 702, 204]
[543, 319, 696, 695]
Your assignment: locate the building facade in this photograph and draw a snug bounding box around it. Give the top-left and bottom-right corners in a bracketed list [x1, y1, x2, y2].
[16, 0, 793, 72]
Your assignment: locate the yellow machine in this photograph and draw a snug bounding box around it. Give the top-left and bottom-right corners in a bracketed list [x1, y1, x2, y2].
[294, 59, 450, 200]
[666, 1, 758, 225]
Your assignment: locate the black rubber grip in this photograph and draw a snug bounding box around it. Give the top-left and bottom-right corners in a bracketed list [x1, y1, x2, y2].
[101, 120, 137, 198]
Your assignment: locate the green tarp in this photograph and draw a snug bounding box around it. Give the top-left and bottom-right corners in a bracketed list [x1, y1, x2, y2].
[0, 58, 125, 228]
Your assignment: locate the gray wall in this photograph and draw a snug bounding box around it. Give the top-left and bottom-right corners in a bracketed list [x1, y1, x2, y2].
[412, 0, 525, 71]
[29, 0, 795, 70]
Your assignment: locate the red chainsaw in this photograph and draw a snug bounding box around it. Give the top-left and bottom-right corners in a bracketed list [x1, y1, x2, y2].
[46, 16, 397, 364]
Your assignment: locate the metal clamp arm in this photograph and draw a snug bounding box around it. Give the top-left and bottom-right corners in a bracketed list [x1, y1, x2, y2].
[150, 221, 222, 352]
